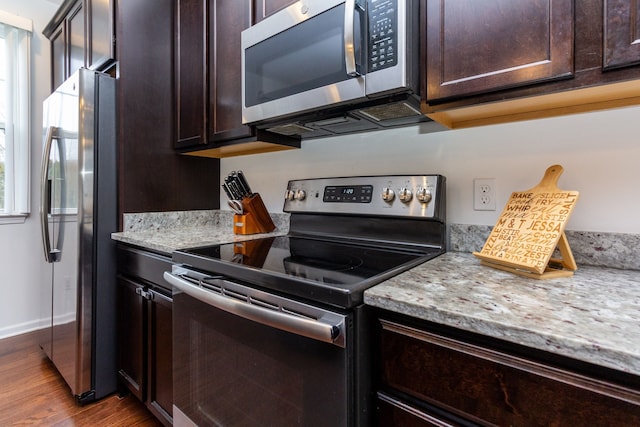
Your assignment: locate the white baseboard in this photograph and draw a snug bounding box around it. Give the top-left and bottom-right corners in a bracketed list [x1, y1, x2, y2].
[0, 318, 50, 340]
[0, 311, 78, 340]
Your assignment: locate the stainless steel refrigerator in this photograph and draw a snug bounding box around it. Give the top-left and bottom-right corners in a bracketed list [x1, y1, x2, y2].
[39, 68, 117, 403]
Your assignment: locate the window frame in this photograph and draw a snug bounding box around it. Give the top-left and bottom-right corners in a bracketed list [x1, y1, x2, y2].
[0, 10, 32, 224]
[1, 35, 7, 216]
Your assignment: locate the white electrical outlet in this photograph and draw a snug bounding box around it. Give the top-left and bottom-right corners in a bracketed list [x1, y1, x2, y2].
[474, 178, 496, 211]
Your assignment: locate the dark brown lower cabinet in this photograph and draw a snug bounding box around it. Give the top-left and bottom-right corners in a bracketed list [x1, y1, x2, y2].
[377, 318, 640, 427]
[377, 392, 464, 427]
[117, 245, 173, 426]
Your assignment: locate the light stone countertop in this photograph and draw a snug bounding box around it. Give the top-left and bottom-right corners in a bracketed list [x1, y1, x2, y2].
[111, 211, 640, 377]
[364, 251, 640, 376]
[111, 210, 289, 255]
[111, 226, 287, 255]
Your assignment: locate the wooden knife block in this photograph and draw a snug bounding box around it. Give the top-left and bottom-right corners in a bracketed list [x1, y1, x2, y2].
[233, 193, 276, 235]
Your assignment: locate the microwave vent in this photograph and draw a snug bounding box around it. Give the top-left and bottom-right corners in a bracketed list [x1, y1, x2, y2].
[266, 123, 314, 136]
[358, 102, 423, 122]
[305, 114, 377, 133]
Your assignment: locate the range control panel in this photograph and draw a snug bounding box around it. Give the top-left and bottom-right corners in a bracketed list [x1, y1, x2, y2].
[323, 185, 374, 203]
[284, 175, 445, 220]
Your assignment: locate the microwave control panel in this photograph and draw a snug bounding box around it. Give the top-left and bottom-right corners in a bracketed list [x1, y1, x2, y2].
[368, 0, 398, 72]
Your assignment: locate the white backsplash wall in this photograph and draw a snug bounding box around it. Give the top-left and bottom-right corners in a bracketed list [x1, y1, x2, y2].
[222, 105, 640, 234]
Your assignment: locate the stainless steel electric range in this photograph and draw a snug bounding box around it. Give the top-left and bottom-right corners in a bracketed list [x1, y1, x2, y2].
[165, 175, 446, 427]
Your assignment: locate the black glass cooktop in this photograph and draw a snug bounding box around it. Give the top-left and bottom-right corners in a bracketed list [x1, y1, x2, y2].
[174, 235, 443, 308]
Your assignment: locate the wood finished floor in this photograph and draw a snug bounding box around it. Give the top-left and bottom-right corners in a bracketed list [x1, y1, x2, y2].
[0, 330, 162, 426]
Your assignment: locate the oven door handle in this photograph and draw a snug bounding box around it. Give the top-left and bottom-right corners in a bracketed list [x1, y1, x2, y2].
[164, 271, 344, 347]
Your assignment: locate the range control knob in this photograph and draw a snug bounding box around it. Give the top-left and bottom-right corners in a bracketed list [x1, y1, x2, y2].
[294, 189, 306, 201]
[398, 188, 413, 203]
[285, 189, 295, 201]
[416, 187, 432, 203]
[381, 187, 395, 202]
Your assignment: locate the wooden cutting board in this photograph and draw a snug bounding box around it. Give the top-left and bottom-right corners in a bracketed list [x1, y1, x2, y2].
[473, 165, 579, 278]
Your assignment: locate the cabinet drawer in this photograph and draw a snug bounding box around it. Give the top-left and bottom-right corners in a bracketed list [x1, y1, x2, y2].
[117, 245, 173, 290]
[377, 392, 463, 427]
[380, 320, 640, 426]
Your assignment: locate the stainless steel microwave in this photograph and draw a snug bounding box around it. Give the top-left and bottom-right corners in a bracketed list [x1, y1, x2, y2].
[241, 0, 431, 138]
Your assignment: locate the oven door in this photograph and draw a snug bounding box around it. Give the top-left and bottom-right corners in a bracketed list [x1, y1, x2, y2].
[165, 268, 352, 427]
[241, 0, 366, 124]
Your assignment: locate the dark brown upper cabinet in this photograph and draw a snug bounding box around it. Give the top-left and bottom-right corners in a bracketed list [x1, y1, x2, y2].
[44, 1, 85, 91]
[604, 0, 640, 69]
[44, 0, 115, 92]
[86, 0, 115, 70]
[67, 2, 85, 77]
[254, 0, 297, 23]
[209, 0, 253, 142]
[174, 0, 300, 157]
[49, 24, 67, 91]
[45, 0, 220, 227]
[175, 0, 253, 148]
[115, 0, 220, 224]
[423, 0, 640, 129]
[426, 0, 574, 102]
[174, 0, 207, 149]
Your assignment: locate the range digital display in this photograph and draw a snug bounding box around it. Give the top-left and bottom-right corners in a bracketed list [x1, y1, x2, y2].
[323, 185, 373, 203]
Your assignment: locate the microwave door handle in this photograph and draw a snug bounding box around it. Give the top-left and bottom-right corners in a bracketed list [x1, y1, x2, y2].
[344, 0, 361, 76]
[164, 271, 344, 347]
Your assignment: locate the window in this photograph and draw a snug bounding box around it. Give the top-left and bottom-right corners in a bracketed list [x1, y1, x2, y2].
[0, 11, 32, 220]
[1, 35, 6, 211]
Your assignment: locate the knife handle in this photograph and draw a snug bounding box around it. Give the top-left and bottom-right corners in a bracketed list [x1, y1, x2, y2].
[237, 170, 253, 196]
[222, 183, 233, 200]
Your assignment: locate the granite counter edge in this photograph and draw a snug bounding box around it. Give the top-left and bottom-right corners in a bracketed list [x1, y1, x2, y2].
[364, 252, 640, 377]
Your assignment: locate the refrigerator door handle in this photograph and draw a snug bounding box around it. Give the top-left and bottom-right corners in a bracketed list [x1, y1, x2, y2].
[40, 126, 60, 263]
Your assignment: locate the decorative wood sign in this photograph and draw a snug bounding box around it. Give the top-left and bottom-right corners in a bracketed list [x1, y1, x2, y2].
[473, 165, 579, 279]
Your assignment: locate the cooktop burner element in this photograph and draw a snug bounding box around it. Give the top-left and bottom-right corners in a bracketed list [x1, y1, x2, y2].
[173, 175, 446, 308]
[181, 234, 440, 280]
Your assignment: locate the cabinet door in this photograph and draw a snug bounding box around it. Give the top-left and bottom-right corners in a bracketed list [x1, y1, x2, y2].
[117, 276, 146, 402]
[175, 0, 207, 148]
[86, 0, 115, 70]
[50, 25, 66, 91]
[379, 320, 640, 426]
[67, 1, 85, 77]
[117, 0, 219, 219]
[426, 0, 574, 101]
[604, 0, 640, 69]
[147, 288, 173, 425]
[209, 0, 253, 141]
[253, 0, 297, 23]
